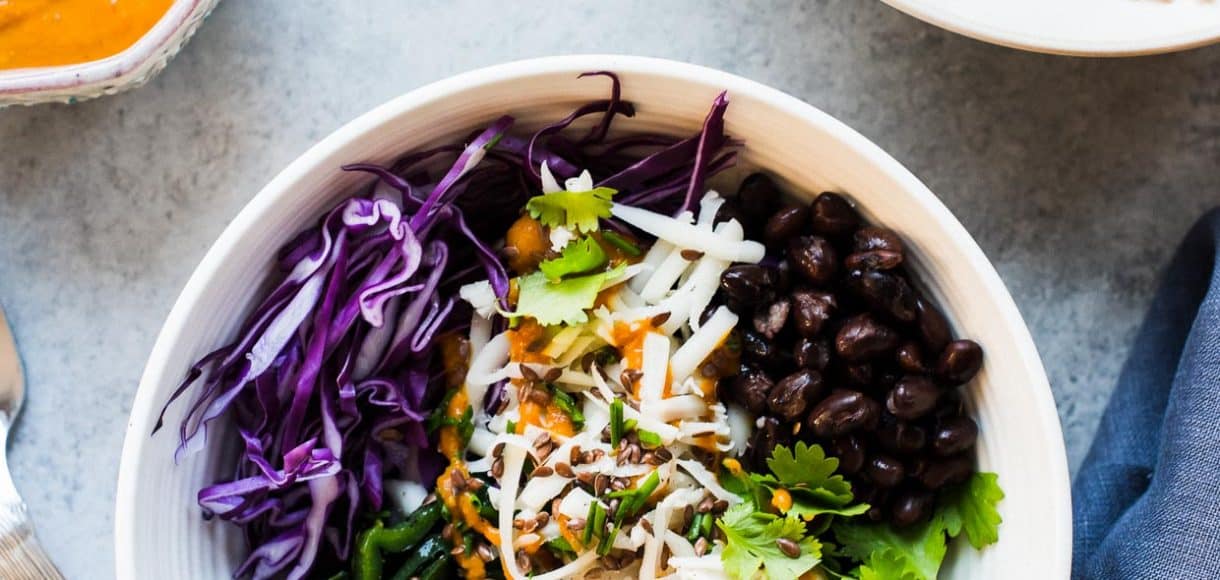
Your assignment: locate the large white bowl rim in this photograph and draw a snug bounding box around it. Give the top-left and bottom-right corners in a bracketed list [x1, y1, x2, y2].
[115, 55, 1071, 579]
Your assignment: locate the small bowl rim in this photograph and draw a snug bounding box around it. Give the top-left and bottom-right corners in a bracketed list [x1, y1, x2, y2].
[881, 0, 1220, 56]
[114, 54, 1071, 578]
[0, 0, 213, 99]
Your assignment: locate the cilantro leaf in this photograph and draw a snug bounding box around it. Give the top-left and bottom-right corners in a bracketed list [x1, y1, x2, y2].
[833, 517, 947, 580]
[525, 187, 616, 233]
[763, 442, 854, 507]
[539, 237, 607, 281]
[939, 472, 1004, 549]
[719, 503, 822, 580]
[787, 500, 870, 522]
[512, 264, 623, 326]
[832, 471, 1004, 580]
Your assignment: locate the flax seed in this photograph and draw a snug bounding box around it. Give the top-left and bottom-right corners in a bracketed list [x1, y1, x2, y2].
[680, 249, 705, 261]
[543, 367, 563, 383]
[532, 465, 554, 478]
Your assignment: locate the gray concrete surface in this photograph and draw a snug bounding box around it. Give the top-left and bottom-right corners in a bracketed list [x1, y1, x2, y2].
[0, 0, 1216, 577]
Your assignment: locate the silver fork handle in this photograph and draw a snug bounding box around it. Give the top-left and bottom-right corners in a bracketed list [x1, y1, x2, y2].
[0, 419, 61, 580]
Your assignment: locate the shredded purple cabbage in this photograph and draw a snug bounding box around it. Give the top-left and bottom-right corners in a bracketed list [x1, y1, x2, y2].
[155, 72, 737, 579]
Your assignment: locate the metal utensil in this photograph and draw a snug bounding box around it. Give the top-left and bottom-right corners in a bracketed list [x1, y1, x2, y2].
[0, 306, 63, 579]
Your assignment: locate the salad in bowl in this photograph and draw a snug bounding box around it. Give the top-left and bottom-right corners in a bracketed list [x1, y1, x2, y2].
[149, 71, 1011, 580]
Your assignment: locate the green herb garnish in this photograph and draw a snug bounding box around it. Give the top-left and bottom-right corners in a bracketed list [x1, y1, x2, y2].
[525, 187, 617, 233]
[600, 230, 642, 257]
[539, 237, 608, 281]
[609, 398, 624, 449]
[636, 429, 662, 449]
[551, 387, 585, 429]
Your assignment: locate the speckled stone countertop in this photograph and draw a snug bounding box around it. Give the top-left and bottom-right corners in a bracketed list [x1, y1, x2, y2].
[0, 1, 1217, 577]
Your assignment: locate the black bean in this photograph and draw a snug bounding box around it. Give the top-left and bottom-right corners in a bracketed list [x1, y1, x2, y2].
[935, 340, 984, 386]
[853, 226, 905, 254]
[895, 341, 927, 374]
[790, 290, 836, 337]
[715, 199, 753, 229]
[732, 366, 774, 414]
[787, 236, 838, 286]
[916, 455, 973, 489]
[890, 489, 934, 528]
[793, 338, 831, 371]
[737, 173, 782, 219]
[720, 265, 775, 305]
[931, 416, 978, 457]
[845, 250, 903, 271]
[764, 206, 808, 248]
[835, 313, 900, 362]
[768, 369, 824, 420]
[933, 391, 965, 421]
[843, 363, 875, 389]
[877, 413, 927, 454]
[845, 269, 917, 323]
[752, 298, 790, 339]
[829, 435, 867, 475]
[809, 192, 859, 236]
[806, 389, 881, 438]
[886, 376, 940, 420]
[741, 330, 789, 371]
[859, 484, 890, 522]
[914, 296, 951, 353]
[866, 454, 906, 488]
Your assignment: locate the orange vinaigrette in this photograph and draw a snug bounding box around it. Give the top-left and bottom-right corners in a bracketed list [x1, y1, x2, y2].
[0, 0, 175, 70]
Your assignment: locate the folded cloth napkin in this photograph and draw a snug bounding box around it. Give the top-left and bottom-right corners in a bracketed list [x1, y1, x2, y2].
[1073, 210, 1220, 579]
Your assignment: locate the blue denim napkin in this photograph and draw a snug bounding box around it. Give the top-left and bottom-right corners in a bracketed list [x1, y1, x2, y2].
[1073, 210, 1220, 578]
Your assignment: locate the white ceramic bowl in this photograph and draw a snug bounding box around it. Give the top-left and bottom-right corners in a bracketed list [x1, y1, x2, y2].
[0, 0, 219, 106]
[114, 55, 1071, 579]
[883, 0, 1220, 56]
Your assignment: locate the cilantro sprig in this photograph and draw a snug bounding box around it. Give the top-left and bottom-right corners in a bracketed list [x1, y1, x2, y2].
[511, 263, 624, 326]
[525, 186, 616, 233]
[539, 237, 608, 281]
[718, 503, 823, 580]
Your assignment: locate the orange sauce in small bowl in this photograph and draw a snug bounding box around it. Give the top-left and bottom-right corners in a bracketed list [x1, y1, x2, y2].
[0, 0, 175, 70]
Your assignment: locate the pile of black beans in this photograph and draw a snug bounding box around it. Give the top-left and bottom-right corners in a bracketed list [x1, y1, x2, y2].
[714, 173, 984, 529]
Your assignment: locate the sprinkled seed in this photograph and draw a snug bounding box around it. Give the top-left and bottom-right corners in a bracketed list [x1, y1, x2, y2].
[521, 518, 539, 534]
[536, 443, 555, 463]
[451, 470, 468, 491]
[577, 471, 595, 486]
[570, 445, 583, 465]
[581, 352, 596, 373]
[516, 550, 532, 573]
[491, 458, 504, 478]
[492, 443, 505, 459]
[520, 365, 541, 382]
[555, 462, 575, 478]
[532, 466, 554, 478]
[477, 543, 495, 562]
[442, 523, 456, 542]
[591, 449, 606, 462]
[639, 518, 653, 534]
[713, 499, 729, 512]
[680, 249, 705, 261]
[528, 387, 551, 405]
[697, 496, 715, 514]
[567, 517, 587, 531]
[683, 505, 695, 530]
[776, 537, 801, 558]
[466, 477, 484, 491]
[551, 498, 564, 516]
[534, 432, 551, 448]
[512, 518, 526, 530]
[595, 474, 609, 496]
[641, 452, 660, 466]
[451, 545, 466, 556]
[603, 555, 622, 570]
[695, 537, 709, 556]
[655, 448, 673, 462]
[620, 368, 642, 387]
[526, 336, 548, 353]
[543, 367, 563, 383]
[650, 311, 673, 327]
[536, 512, 550, 527]
[611, 478, 628, 491]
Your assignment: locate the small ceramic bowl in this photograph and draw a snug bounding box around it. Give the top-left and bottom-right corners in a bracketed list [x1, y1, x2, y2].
[0, 0, 219, 106]
[883, 0, 1220, 56]
[114, 55, 1072, 579]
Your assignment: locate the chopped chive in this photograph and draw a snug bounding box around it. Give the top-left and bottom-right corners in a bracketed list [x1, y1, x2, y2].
[597, 525, 620, 556]
[624, 418, 638, 432]
[582, 501, 599, 545]
[700, 510, 713, 537]
[601, 231, 642, 257]
[686, 513, 706, 542]
[505, 419, 517, 434]
[591, 502, 607, 542]
[546, 537, 576, 556]
[551, 388, 585, 429]
[637, 429, 662, 448]
[610, 399, 624, 448]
